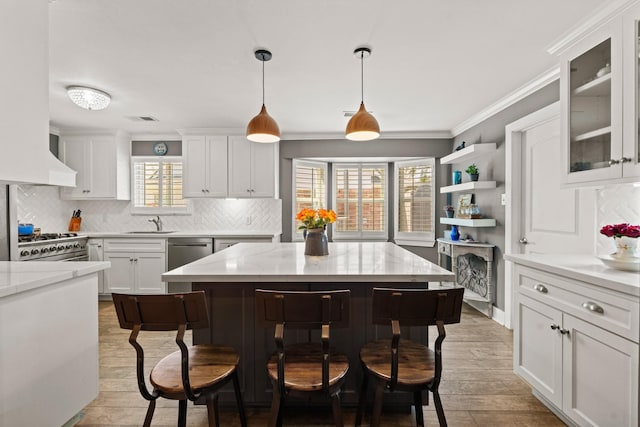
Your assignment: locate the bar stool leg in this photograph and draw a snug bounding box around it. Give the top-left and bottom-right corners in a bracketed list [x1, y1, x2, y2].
[355, 369, 369, 426]
[177, 399, 187, 427]
[414, 391, 424, 427]
[371, 384, 384, 427]
[232, 371, 248, 427]
[331, 391, 344, 427]
[143, 399, 156, 427]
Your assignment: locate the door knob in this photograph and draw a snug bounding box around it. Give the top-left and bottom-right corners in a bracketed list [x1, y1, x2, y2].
[519, 237, 528, 244]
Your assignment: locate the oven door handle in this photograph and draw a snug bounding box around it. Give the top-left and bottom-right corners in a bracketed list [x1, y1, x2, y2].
[62, 255, 89, 262]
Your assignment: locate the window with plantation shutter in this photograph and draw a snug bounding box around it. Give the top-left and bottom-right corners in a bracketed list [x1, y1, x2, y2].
[394, 158, 435, 246]
[292, 160, 328, 240]
[333, 163, 387, 240]
[131, 156, 190, 214]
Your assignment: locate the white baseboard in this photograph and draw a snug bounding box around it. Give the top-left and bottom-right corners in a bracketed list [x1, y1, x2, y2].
[492, 306, 505, 326]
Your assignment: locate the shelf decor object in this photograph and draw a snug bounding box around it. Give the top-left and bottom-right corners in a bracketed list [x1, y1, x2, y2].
[345, 47, 380, 141]
[66, 86, 111, 110]
[246, 49, 280, 143]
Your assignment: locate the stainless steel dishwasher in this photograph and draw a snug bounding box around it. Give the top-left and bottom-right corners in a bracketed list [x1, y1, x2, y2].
[167, 237, 213, 292]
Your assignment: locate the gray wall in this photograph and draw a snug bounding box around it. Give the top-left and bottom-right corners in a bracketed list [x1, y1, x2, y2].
[451, 80, 560, 310]
[279, 138, 452, 263]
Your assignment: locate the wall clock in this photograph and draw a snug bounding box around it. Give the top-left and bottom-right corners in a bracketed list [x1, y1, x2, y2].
[153, 142, 168, 156]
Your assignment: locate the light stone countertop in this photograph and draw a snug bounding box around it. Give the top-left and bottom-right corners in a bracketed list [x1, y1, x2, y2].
[162, 241, 454, 283]
[505, 253, 640, 297]
[85, 231, 279, 239]
[0, 261, 110, 298]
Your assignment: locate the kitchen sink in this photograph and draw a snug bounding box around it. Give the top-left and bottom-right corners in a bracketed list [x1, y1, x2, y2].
[126, 231, 175, 234]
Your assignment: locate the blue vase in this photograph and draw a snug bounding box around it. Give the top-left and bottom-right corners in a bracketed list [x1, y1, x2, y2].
[450, 225, 460, 241]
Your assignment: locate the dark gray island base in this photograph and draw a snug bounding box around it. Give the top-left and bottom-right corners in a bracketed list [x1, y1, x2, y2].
[161, 242, 455, 408]
[193, 281, 431, 408]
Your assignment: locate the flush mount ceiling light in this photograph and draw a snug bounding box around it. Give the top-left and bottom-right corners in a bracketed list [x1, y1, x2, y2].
[66, 86, 111, 111]
[345, 47, 380, 141]
[246, 49, 280, 143]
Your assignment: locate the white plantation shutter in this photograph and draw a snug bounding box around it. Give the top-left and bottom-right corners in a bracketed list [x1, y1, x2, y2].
[132, 156, 188, 213]
[292, 160, 327, 239]
[333, 163, 387, 240]
[394, 158, 435, 245]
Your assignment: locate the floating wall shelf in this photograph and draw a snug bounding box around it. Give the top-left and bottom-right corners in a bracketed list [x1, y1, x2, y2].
[440, 217, 497, 227]
[440, 181, 497, 194]
[440, 143, 497, 165]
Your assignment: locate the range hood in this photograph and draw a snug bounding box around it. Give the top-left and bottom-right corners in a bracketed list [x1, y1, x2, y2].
[0, 0, 77, 187]
[0, 133, 77, 187]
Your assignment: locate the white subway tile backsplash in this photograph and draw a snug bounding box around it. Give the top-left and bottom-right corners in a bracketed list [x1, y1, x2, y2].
[596, 183, 640, 256]
[16, 185, 282, 235]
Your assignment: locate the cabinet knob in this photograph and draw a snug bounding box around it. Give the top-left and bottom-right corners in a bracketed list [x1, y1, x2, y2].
[533, 283, 548, 293]
[559, 328, 570, 336]
[608, 159, 621, 166]
[582, 301, 604, 314]
[519, 237, 528, 244]
[621, 157, 633, 163]
[550, 324, 560, 330]
[129, 258, 133, 262]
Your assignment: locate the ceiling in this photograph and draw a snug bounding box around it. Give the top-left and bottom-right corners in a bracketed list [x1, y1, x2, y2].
[48, 0, 609, 139]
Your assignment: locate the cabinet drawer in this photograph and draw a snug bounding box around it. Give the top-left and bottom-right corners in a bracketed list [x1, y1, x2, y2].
[517, 266, 639, 343]
[104, 239, 166, 253]
[437, 242, 451, 256]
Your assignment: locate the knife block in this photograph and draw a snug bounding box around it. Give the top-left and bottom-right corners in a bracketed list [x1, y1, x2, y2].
[68, 217, 82, 232]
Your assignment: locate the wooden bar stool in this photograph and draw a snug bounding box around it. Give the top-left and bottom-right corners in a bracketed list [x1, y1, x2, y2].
[112, 291, 247, 427]
[255, 289, 351, 427]
[355, 287, 464, 427]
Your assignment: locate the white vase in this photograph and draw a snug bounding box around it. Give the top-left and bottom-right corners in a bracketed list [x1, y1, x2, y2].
[611, 236, 639, 260]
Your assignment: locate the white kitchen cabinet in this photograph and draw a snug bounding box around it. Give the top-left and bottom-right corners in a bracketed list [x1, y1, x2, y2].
[621, 4, 640, 180]
[514, 264, 639, 427]
[213, 236, 274, 252]
[558, 8, 640, 185]
[228, 136, 277, 198]
[103, 239, 167, 294]
[87, 239, 104, 294]
[59, 133, 130, 200]
[182, 135, 228, 197]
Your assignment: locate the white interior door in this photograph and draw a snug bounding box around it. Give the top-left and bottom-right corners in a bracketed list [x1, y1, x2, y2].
[521, 116, 596, 254]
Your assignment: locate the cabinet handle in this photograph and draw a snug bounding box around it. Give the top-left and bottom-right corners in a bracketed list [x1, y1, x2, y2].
[129, 258, 134, 262]
[559, 328, 570, 336]
[533, 283, 548, 293]
[608, 159, 621, 166]
[582, 301, 604, 314]
[621, 157, 633, 163]
[550, 324, 560, 330]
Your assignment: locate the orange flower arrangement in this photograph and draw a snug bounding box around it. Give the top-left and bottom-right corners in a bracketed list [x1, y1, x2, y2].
[296, 208, 337, 230]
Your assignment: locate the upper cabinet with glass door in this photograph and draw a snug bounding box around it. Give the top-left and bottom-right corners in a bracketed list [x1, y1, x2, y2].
[558, 4, 640, 185]
[560, 19, 623, 185]
[622, 4, 640, 180]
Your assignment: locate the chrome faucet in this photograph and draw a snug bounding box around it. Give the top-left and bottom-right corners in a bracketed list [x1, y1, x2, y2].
[148, 215, 163, 231]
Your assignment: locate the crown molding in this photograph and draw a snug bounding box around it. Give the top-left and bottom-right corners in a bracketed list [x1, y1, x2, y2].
[281, 130, 452, 141]
[129, 133, 182, 141]
[547, 0, 639, 56]
[451, 66, 560, 137]
[177, 127, 244, 136]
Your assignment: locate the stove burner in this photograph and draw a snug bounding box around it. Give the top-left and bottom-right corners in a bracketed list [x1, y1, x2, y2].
[18, 232, 79, 242]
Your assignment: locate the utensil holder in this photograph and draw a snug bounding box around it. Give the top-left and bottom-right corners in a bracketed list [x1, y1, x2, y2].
[68, 217, 82, 232]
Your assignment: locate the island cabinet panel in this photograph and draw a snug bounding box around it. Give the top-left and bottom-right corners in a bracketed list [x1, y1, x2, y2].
[194, 281, 430, 408]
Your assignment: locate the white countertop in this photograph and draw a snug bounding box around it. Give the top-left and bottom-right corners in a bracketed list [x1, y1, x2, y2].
[505, 253, 640, 297]
[86, 231, 279, 239]
[162, 242, 454, 283]
[0, 261, 110, 298]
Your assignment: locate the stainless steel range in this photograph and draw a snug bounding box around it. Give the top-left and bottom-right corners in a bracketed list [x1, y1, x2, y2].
[18, 233, 89, 261]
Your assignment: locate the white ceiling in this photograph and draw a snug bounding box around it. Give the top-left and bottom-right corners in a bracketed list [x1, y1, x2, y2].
[48, 0, 609, 138]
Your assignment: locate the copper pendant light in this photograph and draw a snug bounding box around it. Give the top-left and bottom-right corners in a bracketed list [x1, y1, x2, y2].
[246, 49, 280, 143]
[345, 47, 380, 141]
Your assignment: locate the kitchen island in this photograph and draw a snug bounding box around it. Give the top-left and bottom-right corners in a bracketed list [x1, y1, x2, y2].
[162, 241, 454, 407]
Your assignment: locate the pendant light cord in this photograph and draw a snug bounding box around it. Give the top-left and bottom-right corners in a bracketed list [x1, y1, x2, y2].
[262, 55, 265, 106]
[360, 51, 364, 103]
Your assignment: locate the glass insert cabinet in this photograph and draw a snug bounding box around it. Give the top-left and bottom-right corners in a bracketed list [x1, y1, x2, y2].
[559, 7, 640, 185]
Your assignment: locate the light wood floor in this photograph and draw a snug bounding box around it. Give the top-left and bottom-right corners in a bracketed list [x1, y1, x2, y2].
[76, 301, 565, 426]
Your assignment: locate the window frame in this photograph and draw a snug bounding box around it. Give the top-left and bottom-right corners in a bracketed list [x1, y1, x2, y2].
[393, 158, 436, 247]
[291, 159, 328, 241]
[130, 155, 191, 215]
[332, 162, 388, 241]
